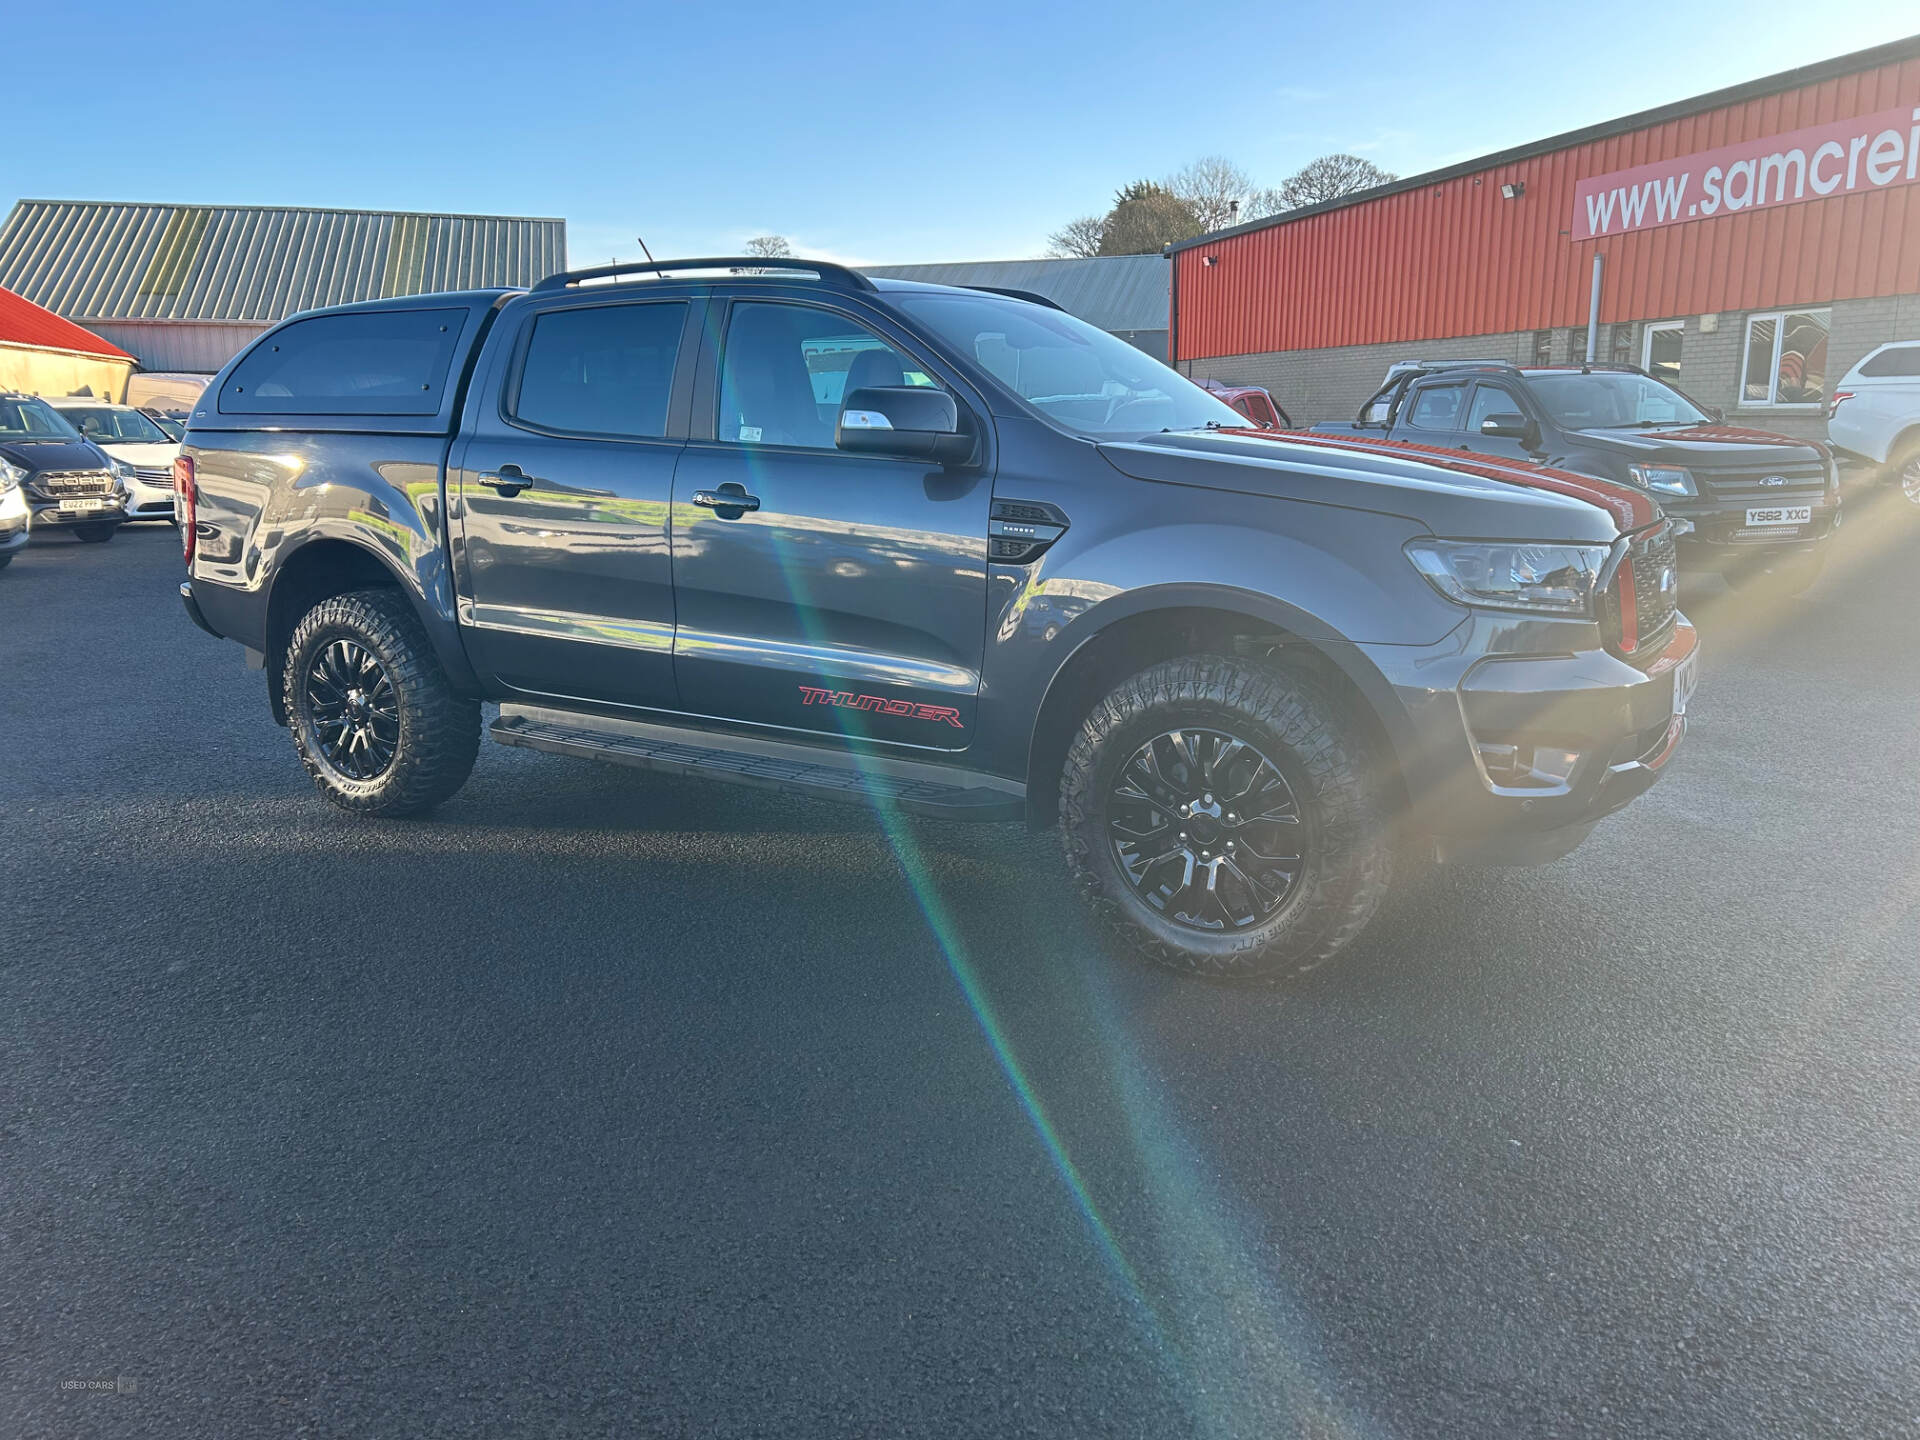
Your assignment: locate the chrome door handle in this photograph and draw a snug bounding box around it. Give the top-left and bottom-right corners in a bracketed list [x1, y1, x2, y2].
[478, 464, 535, 497]
[692, 484, 760, 515]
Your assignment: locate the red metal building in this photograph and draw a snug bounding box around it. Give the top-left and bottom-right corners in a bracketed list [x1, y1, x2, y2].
[1171, 36, 1920, 439]
[0, 284, 135, 401]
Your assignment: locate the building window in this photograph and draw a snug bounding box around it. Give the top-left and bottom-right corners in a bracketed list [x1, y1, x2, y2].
[1569, 328, 1589, 364]
[1532, 330, 1552, 366]
[1642, 321, 1684, 385]
[1610, 324, 1635, 366]
[1740, 308, 1830, 407]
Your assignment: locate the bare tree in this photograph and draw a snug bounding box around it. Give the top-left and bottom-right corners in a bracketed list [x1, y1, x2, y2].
[1241, 187, 1289, 221]
[1166, 155, 1253, 232]
[1273, 154, 1396, 211]
[1046, 215, 1106, 259]
[1097, 181, 1201, 256]
[743, 234, 793, 258]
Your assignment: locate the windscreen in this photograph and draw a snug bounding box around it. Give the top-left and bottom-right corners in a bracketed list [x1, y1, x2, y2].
[56, 406, 173, 443]
[0, 396, 84, 441]
[892, 291, 1245, 440]
[1527, 371, 1710, 430]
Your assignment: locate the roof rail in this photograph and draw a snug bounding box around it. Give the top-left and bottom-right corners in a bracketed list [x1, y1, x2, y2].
[1402, 358, 1521, 371]
[961, 285, 1064, 311]
[530, 257, 877, 293]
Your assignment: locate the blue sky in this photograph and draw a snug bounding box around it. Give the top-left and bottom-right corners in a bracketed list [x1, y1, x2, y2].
[11, 2, 1916, 266]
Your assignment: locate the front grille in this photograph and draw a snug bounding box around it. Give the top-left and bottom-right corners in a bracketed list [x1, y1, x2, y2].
[1697, 462, 1827, 505]
[35, 469, 114, 497]
[1601, 524, 1680, 664]
[133, 466, 172, 486]
[1628, 526, 1679, 650]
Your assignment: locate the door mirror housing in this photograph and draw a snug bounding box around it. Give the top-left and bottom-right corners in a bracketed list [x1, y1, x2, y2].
[1479, 411, 1534, 441]
[836, 386, 971, 464]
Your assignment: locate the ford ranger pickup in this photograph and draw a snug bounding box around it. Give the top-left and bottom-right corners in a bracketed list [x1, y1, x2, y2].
[1317, 360, 1838, 593]
[176, 258, 1699, 982]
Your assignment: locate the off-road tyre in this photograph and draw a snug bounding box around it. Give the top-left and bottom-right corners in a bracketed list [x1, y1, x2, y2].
[283, 588, 479, 817]
[1060, 654, 1391, 984]
[73, 523, 117, 543]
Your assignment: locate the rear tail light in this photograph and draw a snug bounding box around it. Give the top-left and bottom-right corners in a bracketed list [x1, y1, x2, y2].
[173, 454, 196, 565]
[1828, 390, 1854, 418]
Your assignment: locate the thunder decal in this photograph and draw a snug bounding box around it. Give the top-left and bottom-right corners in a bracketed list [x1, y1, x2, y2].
[798, 686, 964, 728]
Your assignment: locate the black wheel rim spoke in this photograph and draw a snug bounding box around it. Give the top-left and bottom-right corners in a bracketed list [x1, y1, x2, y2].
[1106, 726, 1307, 933]
[305, 638, 398, 782]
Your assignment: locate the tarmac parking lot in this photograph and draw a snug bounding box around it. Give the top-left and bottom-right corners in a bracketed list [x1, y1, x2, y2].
[4, 504, 1919, 1438]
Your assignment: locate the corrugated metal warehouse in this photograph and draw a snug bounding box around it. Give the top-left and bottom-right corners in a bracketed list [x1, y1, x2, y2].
[864, 255, 1170, 359]
[0, 201, 567, 375]
[1172, 35, 1920, 438]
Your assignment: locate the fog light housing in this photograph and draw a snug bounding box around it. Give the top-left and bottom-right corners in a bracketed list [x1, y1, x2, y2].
[1476, 742, 1582, 791]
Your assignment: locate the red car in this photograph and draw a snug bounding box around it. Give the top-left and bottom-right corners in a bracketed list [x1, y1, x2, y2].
[1199, 379, 1291, 428]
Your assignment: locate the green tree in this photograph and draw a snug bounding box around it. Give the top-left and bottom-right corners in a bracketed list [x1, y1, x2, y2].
[1096, 181, 1200, 255]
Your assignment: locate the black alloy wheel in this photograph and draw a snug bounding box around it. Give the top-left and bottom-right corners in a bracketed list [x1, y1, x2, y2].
[1059, 654, 1390, 983]
[282, 589, 479, 816]
[1107, 727, 1307, 931]
[304, 638, 400, 782]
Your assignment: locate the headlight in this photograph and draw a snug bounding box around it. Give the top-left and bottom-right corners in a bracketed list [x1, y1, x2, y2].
[1628, 463, 1696, 496]
[0, 457, 22, 495]
[1405, 539, 1610, 617]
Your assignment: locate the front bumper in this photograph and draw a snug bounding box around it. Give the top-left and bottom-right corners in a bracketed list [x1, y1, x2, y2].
[1364, 616, 1698, 866]
[122, 476, 177, 521]
[1, 486, 27, 552]
[1665, 497, 1838, 568]
[28, 495, 127, 528]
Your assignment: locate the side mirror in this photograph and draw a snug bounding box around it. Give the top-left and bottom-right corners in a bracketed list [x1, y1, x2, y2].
[1704, 405, 1724, 423]
[836, 386, 971, 464]
[1479, 412, 1533, 440]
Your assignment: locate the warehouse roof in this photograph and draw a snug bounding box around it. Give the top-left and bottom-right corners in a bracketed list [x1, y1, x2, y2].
[862, 255, 1168, 332]
[0, 201, 567, 324]
[0, 284, 132, 360]
[1171, 32, 1920, 253]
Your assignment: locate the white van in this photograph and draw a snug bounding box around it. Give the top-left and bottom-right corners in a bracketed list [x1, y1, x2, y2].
[1828, 342, 1920, 506]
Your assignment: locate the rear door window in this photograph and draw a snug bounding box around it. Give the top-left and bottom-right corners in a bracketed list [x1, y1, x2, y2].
[510, 302, 688, 439]
[221, 307, 467, 415]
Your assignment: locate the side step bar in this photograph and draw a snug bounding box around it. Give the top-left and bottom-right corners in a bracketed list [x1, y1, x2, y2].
[489, 704, 1025, 822]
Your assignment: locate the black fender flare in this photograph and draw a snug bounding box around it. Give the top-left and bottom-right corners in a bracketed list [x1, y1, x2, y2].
[1022, 581, 1421, 811]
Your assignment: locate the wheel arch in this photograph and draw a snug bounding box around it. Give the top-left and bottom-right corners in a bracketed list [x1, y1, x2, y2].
[1022, 586, 1413, 828]
[264, 536, 478, 724]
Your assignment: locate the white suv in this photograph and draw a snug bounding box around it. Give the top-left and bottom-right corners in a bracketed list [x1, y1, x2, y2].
[1828, 342, 1920, 506]
[45, 399, 181, 522]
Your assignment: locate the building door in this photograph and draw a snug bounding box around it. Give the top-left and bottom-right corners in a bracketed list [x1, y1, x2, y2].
[1642, 322, 1683, 386]
[668, 297, 991, 750]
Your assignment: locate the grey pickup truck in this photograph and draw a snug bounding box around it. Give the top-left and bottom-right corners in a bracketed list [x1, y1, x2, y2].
[177, 258, 1698, 982]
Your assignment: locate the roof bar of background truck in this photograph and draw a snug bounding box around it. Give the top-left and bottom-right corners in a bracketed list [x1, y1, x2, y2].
[530, 257, 878, 293]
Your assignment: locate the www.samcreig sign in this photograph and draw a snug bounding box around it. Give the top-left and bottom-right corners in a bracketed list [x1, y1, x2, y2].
[1573, 105, 1920, 240]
